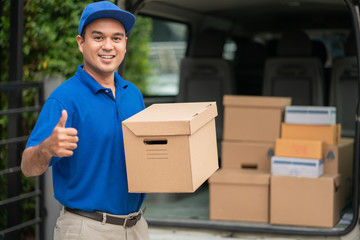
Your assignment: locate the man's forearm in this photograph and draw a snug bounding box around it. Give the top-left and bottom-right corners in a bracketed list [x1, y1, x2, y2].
[22, 110, 78, 177]
[21, 139, 52, 177]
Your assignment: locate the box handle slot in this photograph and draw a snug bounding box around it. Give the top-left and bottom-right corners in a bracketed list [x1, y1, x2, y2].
[143, 139, 168, 145]
[241, 163, 258, 169]
[267, 148, 274, 157]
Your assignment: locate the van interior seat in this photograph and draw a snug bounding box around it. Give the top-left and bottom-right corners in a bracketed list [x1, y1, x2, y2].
[233, 40, 266, 95]
[312, 39, 331, 105]
[262, 29, 325, 106]
[177, 30, 236, 152]
[329, 31, 358, 137]
[266, 39, 279, 58]
[312, 40, 328, 65]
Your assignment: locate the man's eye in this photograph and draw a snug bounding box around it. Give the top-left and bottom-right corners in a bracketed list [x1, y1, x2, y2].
[113, 37, 121, 42]
[94, 36, 103, 40]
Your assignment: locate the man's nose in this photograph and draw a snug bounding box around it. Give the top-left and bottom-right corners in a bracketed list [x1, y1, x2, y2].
[102, 38, 114, 50]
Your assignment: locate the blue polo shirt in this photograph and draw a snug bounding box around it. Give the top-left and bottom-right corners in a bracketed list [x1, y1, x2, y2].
[26, 65, 146, 215]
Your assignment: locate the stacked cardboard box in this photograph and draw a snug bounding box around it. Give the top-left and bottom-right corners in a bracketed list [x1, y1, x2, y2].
[209, 95, 291, 223]
[272, 138, 325, 178]
[270, 106, 354, 228]
[209, 101, 354, 227]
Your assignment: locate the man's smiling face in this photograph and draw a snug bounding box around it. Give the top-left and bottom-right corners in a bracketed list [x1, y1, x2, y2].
[77, 18, 127, 79]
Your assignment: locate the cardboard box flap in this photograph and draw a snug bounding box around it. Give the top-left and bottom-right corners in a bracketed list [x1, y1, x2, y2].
[209, 169, 270, 185]
[316, 174, 341, 190]
[223, 95, 291, 108]
[122, 102, 218, 136]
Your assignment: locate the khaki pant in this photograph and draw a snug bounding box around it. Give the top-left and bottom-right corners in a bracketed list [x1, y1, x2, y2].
[54, 208, 149, 240]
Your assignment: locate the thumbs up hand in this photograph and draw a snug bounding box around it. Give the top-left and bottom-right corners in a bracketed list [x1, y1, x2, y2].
[47, 110, 79, 158]
[56, 109, 69, 128]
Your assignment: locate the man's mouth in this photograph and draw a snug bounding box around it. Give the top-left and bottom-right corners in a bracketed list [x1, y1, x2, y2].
[99, 55, 115, 59]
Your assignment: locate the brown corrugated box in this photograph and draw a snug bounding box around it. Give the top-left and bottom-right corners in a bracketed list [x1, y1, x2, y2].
[122, 102, 219, 193]
[324, 138, 354, 174]
[270, 174, 341, 228]
[221, 140, 274, 171]
[209, 169, 270, 223]
[223, 95, 291, 142]
[271, 138, 353, 226]
[324, 138, 354, 209]
[281, 123, 341, 145]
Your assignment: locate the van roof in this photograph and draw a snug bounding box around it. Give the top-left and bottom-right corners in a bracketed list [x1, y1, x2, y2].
[130, 0, 351, 34]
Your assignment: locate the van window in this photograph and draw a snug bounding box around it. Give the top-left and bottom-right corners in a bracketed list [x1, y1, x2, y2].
[255, 30, 349, 67]
[139, 17, 189, 96]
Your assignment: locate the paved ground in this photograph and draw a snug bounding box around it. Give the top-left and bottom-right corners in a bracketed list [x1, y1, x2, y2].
[148, 226, 351, 240]
[144, 187, 359, 240]
[148, 226, 360, 240]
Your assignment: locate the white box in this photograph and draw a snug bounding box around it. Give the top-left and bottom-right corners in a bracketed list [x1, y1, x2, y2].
[271, 156, 324, 178]
[285, 106, 336, 125]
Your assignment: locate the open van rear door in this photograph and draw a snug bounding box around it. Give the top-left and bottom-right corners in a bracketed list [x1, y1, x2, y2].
[123, 0, 360, 237]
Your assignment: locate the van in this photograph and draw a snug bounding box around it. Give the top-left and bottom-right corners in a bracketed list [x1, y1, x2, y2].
[121, 0, 360, 238]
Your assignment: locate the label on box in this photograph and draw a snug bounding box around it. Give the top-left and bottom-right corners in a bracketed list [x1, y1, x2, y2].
[271, 156, 324, 178]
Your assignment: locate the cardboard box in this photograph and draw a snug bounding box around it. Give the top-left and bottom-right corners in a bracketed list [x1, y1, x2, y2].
[223, 95, 291, 142]
[275, 138, 324, 159]
[271, 156, 324, 178]
[209, 169, 270, 223]
[270, 174, 341, 228]
[122, 102, 219, 193]
[324, 138, 354, 209]
[285, 106, 336, 125]
[324, 138, 354, 174]
[221, 141, 274, 171]
[281, 123, 341, 145]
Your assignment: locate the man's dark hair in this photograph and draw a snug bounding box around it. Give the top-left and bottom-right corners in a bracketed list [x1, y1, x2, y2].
[81, 27, 87, 41]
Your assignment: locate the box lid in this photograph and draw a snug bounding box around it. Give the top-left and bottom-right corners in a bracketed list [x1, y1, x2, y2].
[209, 169, 270, 185]
[223, 95, 291, 108]
[122, 102, 218, 136]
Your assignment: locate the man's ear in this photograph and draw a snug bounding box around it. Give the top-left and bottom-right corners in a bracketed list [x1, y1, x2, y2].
[76, 35, 84, 53]
[125, 37, 128, 53]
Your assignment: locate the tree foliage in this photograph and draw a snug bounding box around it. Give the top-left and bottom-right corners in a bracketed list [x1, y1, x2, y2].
[0, 0, 152, 84]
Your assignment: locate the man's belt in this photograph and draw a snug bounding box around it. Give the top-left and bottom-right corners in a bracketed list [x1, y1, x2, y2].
[64, 207, 142, 227]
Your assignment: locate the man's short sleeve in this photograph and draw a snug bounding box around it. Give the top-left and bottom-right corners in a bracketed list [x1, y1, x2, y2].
[26, 98, 65, 154]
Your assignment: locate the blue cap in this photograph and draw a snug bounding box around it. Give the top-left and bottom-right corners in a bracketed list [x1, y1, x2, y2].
[78, 1, 136, 35]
